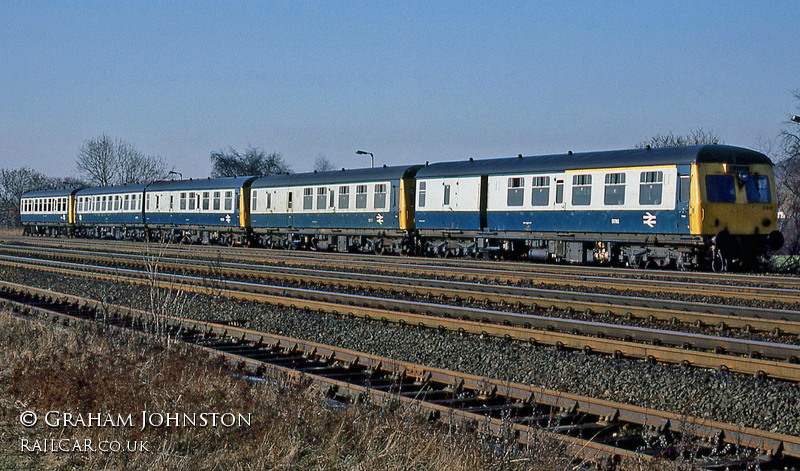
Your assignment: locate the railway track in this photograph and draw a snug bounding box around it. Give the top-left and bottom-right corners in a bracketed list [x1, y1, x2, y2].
[2, 255, 800, 381]
[3, 281, 799, 469]
[3, 238, 799, 306]
[2, 247, 800, 337]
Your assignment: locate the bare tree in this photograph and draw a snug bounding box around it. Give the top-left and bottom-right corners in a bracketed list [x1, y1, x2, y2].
[0, 168, 60, 227]
[775, 91, 800, 260]
[210, 146, 292, 177]
[77, 134, 167, 186]
[636, 128, 722, 149]
[77, 134, 116, 186]
[314, 154, 335, 172]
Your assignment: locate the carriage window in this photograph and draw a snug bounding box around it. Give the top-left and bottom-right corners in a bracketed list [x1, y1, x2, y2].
[224, 191, 233, 211]
[443, 184, 451, 205]
[303, 188, 313, 210]
[317, 187, 327, 210]
[266, 192, 272, 210]
[374, 184, 387, 209]
[188, 192, 196, 210]
[338, 186, 350, 209]
[180, 192, 187, 210]
[418, 182, 426, 208]
[507, 177, 524, 207]
[705, 175, 735, 202]
[213, 191, 220, 211]
[102, 196, 107, 212]
[287, 191, 293, 210]
[123, 195, 130, 211]
[356, 185, 367, 209]
[532, 176, 550, 206]
[202, 192, 209, 210]
[639, 171, 663, 205]
[252, 190, 258, 211]
[604, 173, 626, 206]
[571, 174, 592, 206]
[679, 176, 690, 203]
[745, 175, 771, 203]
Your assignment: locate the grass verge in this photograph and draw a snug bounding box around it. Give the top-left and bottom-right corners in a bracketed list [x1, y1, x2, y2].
[0, 311, 651, 470]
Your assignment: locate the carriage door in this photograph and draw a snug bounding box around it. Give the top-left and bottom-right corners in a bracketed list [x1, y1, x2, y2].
[287, 191, 294, 227]
[678, 175, 690, 232]
[479, 175, 488, 230]
[554, 179, 565, 230]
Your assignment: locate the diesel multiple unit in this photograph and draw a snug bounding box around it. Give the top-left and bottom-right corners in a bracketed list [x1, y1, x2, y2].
[21, 145, 783, 270]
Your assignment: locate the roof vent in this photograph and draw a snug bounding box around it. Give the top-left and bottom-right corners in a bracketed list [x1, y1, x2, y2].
[383, 164, 387, 168]
[568, 150, 573, 155]
[426, 161, 429, 166]
[646, 145, 651, 151]
[518, 154, 522, 158]
[469, 157, 474, 162]
[314, 170, 318, 173]
[341, 168, 345, 171]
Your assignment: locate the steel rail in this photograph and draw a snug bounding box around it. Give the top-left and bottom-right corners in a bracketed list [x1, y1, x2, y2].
[2, 256, 800, 381]
[2, 247, 799, 333]
[2, 281, 799, 468]
[5, 238, 800, 296]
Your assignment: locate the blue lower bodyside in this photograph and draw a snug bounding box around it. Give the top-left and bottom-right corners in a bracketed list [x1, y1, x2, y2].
[76, 213, 143, 225]
[251, 211, 401, 231]
[415, 211, 481, 231]
[21, 214, 69, 224]
[145, 212, 241, 228]
[488, 209, 688, 235]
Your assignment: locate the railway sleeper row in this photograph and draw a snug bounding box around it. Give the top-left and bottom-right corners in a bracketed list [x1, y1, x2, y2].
[5, 242, 800, 308]
[2, 245, 798, 326]
[1, 285, 799, 469]
[2, 259, 800, 381]
[9, 236, 800, 291]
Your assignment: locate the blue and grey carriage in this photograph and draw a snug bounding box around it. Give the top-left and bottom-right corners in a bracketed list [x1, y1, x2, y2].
[143, 176, 257, 245]
[249, 165, 422, 253]
[74, 184, 148, 239]
[413, 145, 781, 268]
[20, 188, 80, 236]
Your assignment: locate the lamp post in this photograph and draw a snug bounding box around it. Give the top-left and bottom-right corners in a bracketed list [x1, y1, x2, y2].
[356, 150, 374, 168]
[791, 115, 800, 123]
[168, 170, 182, 180]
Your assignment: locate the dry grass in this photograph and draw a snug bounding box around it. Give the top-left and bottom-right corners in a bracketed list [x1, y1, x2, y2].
[0, 311, 674, 470]
[0, 312, 610, 470]
[0, 227, 22, 237]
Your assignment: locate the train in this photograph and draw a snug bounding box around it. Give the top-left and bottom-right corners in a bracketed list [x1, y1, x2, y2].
[20, 144, 784, 271]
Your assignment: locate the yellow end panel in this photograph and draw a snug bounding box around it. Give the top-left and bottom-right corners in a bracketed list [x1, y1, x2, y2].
[239, 187, 250, 228]
[68, 194, 76, 224]
[689, 164, 701, 234]
[399, 178, 415, 231]
[695, 162, 779, 236]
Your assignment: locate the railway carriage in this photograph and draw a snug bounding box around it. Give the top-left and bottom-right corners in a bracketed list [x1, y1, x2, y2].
[18, 144, 782, 270]
[249, 165, 422, 253]
[143, 176, 257, 245]
[20, 188, 79, 236]
[74, 184, 147, 240]
[415, 145, 782, 269]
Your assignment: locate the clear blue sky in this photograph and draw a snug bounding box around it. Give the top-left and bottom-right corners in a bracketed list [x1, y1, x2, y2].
[1, 1, 797, 179]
